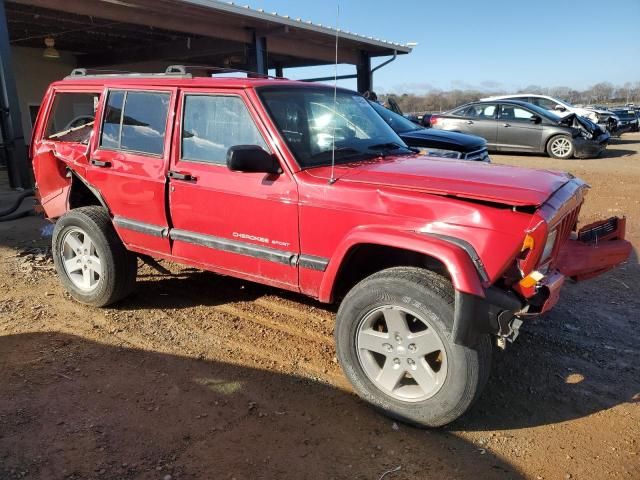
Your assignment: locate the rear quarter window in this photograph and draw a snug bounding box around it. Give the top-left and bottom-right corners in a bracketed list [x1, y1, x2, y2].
[44, 92, 100, 143]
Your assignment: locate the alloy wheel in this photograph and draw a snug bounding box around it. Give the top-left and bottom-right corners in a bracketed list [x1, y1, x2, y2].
[551, 137, 572, 158]
[60, 227, 102, 292]
[356, 305, 447, 402]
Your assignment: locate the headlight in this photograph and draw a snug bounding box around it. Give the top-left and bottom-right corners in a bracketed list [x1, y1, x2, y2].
[418, 147, 462, 159]
[540, 229, 558, 263]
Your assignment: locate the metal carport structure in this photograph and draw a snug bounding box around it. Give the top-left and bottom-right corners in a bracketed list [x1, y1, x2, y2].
[0, 0, 412, 189]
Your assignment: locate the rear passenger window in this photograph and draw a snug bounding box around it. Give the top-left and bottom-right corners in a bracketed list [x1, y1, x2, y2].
[44, 92, 100, 143]
[181, 95, 268, 164]
[466, 104, 496, 119]
[100, 90, 170, 155]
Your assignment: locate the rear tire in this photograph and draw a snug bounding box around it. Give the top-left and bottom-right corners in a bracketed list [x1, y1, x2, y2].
[546, 135, 574, 159]
[52, 206, 137, 307]
[335, 267, 491, 427]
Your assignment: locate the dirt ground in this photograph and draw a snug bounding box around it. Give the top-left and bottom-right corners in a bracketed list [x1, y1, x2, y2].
[1, 133, 639, 480]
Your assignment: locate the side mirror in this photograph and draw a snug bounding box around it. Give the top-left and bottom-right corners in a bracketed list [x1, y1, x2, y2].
[227, 145, 282, 175]
[554, 105, 566, 112]
[529, 115, 542, 124]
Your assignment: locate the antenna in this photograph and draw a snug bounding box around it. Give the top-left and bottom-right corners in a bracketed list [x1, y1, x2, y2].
[328, 3, 339, 185]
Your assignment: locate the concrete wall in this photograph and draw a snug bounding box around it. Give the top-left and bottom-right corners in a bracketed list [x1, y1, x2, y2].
[10, 46, 76, 143]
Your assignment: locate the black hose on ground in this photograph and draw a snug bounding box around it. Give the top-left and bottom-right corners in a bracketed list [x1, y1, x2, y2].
[0, 209, 34, 222]
[0, 189, 35, 217]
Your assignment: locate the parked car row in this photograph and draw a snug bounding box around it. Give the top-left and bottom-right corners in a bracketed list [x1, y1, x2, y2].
[429, 99, 610, 159]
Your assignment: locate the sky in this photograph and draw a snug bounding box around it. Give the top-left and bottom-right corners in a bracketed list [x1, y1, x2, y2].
[245, 0, 640, 94]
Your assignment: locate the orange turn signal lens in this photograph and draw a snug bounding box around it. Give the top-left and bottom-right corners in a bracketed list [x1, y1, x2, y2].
[519, 271, 544, 288]
[521, 234, 535, 252]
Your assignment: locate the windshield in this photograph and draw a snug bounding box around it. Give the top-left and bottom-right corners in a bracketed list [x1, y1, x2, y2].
[556, 98, 575, 108]
[522, 102, 563, 121]
[258, 86, 412, 168]
[369, 101, 422, 134]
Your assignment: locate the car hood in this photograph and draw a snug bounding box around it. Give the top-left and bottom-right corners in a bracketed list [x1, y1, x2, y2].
[399, 128, 486, 152]
[307, 156, 571, 207]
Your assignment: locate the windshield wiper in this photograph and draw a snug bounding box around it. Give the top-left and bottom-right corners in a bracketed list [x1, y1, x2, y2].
[306, 147, 381, 167]
[367, 142, 419, 154]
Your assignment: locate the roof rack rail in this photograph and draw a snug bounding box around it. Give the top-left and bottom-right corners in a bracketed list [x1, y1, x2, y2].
[165, 65, 287, 80]
[63, 65, 288, 81]
[65, 67, 192, 80]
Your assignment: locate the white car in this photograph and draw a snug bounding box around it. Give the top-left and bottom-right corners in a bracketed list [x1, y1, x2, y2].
[481, 94, 619, 129]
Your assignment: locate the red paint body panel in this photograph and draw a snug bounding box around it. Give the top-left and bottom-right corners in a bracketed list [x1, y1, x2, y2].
[304, 157, 570, 207]
[167, 88, 300, 288]
[296, 169, 532, 299]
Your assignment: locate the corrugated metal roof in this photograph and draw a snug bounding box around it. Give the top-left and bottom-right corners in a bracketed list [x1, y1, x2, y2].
[180, 0, 413, 53]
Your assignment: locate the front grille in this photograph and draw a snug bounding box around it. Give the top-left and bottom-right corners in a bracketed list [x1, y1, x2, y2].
[550, 203, 582, 261]
[578, 217, 618, 243]
[463, 148, 490, 162]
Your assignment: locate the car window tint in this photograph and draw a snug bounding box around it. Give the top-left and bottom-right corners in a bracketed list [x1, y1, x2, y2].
[100, 91, 170, 155]
[121, 92, 170, 155]
[466, 104, 496, 119]
[500, 105, 535, 121]
[100, 91, 124, 149]
[181, 95, 268, 164]
[534, 97, 559, 110]
[44, 92, 100, 143]
[452, 106, 470, 116]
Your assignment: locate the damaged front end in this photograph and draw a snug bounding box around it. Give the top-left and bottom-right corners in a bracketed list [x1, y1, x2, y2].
[560, 114, 610, 159]
[455, 179, 632, 350]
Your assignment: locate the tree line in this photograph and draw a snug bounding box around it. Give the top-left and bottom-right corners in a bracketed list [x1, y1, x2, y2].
[381, 81, 640, 114]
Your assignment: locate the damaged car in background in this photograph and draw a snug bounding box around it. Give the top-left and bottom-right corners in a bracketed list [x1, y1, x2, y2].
[430, 100, 609, 159]
[483, 93, 620, 133]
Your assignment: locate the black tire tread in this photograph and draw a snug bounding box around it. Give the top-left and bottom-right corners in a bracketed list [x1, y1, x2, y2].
[336, 266, 492, 428]
[52, 206, 137, 306]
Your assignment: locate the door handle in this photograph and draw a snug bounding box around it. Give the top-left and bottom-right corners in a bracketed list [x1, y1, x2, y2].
[503, 123, 511, 127]
[90, 159, 111, 167]
[168, 171, 196, 182]
[466, 120, 474, 125]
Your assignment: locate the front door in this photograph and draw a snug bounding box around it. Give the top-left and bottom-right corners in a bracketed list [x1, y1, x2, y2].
[168, 89, 300, 289]
[496, 104, 543, 152]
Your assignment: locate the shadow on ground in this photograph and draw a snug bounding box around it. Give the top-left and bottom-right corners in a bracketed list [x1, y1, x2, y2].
[0, 332, 523, 480]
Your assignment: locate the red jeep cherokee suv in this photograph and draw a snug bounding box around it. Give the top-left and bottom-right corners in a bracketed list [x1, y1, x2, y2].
[31, 67, 632, 427]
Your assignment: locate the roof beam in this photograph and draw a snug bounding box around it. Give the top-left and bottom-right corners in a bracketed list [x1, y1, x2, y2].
[80, 37, 242, 68]
[10, 0, 253, 44]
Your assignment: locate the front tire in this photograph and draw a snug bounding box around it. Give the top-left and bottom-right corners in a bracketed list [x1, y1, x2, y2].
[335, 267, 491, 427]
[52, 206, 137, 307]
[546, 135, 574, 159]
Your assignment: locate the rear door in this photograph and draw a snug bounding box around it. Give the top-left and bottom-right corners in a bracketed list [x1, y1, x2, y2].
[88, 87, 176, 254]
[167, 88, 300, 289]
[450, 103, 498, 147]
[496, 104, 543, 152]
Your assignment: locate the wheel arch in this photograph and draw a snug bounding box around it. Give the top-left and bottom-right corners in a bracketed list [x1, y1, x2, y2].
[318, 227, 487, 304]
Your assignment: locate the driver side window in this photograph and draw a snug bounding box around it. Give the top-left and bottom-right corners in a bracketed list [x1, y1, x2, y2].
[181, 95, 269, 165]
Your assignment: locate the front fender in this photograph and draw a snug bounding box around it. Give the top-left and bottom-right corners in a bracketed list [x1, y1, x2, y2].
[318, 225, 487, 303]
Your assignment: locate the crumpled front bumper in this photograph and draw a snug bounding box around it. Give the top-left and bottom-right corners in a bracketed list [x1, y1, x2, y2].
[572, 133, 609, 159]
[519, 217, 632, 314]
[556, 217, 632, 281]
